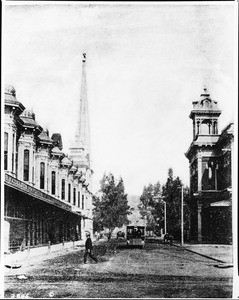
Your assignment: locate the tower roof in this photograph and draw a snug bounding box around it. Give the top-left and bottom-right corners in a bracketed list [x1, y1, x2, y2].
[74, 53, 90, 151]
[69, 53, 91, 168]
[37, 130, 53, 145]
[61, 156, 72, 166]
[51, 146, 64, 156]
[5, 84, 25, 114]
[189, 87, 221, 119]
[18, 110, 43, 133]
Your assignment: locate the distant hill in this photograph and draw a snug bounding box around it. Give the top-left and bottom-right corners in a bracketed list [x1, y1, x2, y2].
[127, 195, 140, 209]
[127, 195, 145, 226]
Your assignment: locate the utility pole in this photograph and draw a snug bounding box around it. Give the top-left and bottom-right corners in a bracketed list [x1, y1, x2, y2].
[181, 186, 184, 246]
[164, 201, 167, 234]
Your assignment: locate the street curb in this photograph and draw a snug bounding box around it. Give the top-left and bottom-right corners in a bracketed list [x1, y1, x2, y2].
[172, 243, 226, 263]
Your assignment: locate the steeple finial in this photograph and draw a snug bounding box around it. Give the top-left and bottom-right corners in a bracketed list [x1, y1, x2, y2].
[82, 52, 86, 62]
[201, 85, 210, 97]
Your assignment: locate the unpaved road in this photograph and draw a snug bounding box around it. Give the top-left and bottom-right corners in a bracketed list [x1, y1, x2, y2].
[4, 241, 233, 298]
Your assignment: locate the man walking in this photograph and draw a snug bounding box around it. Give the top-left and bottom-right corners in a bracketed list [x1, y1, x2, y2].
[84, 232, 98, 264]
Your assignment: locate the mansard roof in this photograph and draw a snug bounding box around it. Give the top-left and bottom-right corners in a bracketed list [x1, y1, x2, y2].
[220, 122, 234, 136]
[5, 85, 25, 114]
[18, 110, 43, 133]
[69, 165, 77, 173]
[61, 156, 72, 166]
[80, 175, 86, 183]
[74, 169, 83, 177]
[190, 88, 221, 119]
[37, 130, 53, 145]
[216, 122, 234, 147]
[51, 146, 64, 156]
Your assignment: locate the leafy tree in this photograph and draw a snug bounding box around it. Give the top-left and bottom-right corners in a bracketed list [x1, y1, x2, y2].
[92, 173, 131, 239]
[138, 181, 163, 233]
[138, 169, 190, 239]
[92, 195, 104, 233]
[162, 168, 190, 240]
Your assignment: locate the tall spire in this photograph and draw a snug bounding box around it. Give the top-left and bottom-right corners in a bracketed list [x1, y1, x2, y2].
[69, 53, 91, 168]
[75, 53, 90, 153]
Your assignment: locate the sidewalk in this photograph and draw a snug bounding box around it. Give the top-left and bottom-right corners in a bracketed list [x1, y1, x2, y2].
[4, 240, 86, 271]
[4, 238, 107, 274]
[173, 242, 233, 264]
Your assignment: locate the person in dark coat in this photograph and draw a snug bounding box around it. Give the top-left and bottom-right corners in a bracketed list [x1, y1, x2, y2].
[164, 233, 173, 245]
[84, 233, 98, 264]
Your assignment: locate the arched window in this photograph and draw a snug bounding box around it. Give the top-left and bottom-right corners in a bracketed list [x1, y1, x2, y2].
[212, 122, 218, 134]
[196, 121, 200, 135]
[82, 194, 84, 210]
[201, 120, 210, 135]
[23, 149, 30, 181]
[12, 133, 15, 172]
[68, 184, 71, 203]
[73, 188, 76, 205]
[4, 132, 8, 170]
[78, 191, 80, 207]
[61, 179, 65, 200]
[51, 171, 56, 195]
[40, 162, 45, 189]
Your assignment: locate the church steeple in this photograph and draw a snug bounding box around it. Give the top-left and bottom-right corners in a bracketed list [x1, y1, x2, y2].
[69, 53, 91, 168]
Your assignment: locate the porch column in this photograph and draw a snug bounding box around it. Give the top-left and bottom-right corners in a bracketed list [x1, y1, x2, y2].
[197, 203, 202, 243]
[197, 154, 202, 191]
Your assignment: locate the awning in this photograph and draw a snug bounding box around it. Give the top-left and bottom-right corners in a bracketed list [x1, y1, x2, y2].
[4, 173, 80, 215]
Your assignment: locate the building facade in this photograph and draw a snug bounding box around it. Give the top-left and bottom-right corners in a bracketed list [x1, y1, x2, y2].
[4, 54, 93, 252]
[185, 88, 233, 244]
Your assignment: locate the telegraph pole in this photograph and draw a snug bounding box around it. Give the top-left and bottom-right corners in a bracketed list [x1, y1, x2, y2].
[164, 201, 167, 234]
[181, 186, 184, 246]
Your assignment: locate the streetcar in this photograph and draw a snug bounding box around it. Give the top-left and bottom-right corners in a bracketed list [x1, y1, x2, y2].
[126, 225, 145, 248]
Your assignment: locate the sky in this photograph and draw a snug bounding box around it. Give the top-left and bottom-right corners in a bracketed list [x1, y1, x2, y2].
[3, 1, 237, 196]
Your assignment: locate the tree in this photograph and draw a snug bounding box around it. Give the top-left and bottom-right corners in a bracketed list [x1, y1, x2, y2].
[92, 173, 131, 239]
[92, 195, 104, 233]
[138, 170, 190, 239]
[162, 168, 190, 240]
[138, 181, 163, 233]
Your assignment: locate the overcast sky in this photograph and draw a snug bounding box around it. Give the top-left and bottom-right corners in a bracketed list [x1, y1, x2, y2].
[3, 2, 237, 196]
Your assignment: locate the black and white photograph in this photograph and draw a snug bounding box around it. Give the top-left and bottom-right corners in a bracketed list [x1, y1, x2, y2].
[2, 1, 238, 298]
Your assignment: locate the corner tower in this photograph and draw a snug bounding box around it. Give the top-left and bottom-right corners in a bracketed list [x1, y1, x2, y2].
[185, 87, 232, 244]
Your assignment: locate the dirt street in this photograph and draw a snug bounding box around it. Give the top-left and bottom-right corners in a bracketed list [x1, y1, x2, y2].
[4, 241, 233, 298]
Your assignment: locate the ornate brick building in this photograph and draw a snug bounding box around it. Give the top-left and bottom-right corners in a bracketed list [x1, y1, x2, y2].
[185, 88, 233, 244]
[4, 54, 93, 252]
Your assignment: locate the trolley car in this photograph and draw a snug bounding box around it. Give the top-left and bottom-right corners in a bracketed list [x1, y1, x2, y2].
[126, 225, 145, 248]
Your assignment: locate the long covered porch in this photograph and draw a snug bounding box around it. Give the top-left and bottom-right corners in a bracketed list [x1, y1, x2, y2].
[4, 174, 85, 252]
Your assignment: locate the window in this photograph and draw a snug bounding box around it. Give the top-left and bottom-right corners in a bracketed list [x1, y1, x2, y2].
[4, 132, 8, 170]
[82, 194, 84, 210]
[73, 188, 76, 205]
[51, 171, 56, 195]
[78, 191, 80, 207]
[23, 149, 30, 181]
[61, 179, 65, 200]
[12, 133, 15, 172]
[68, 184, 71, 203]
[40, 162, 45, 189]
[32, 167, 34, 183]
